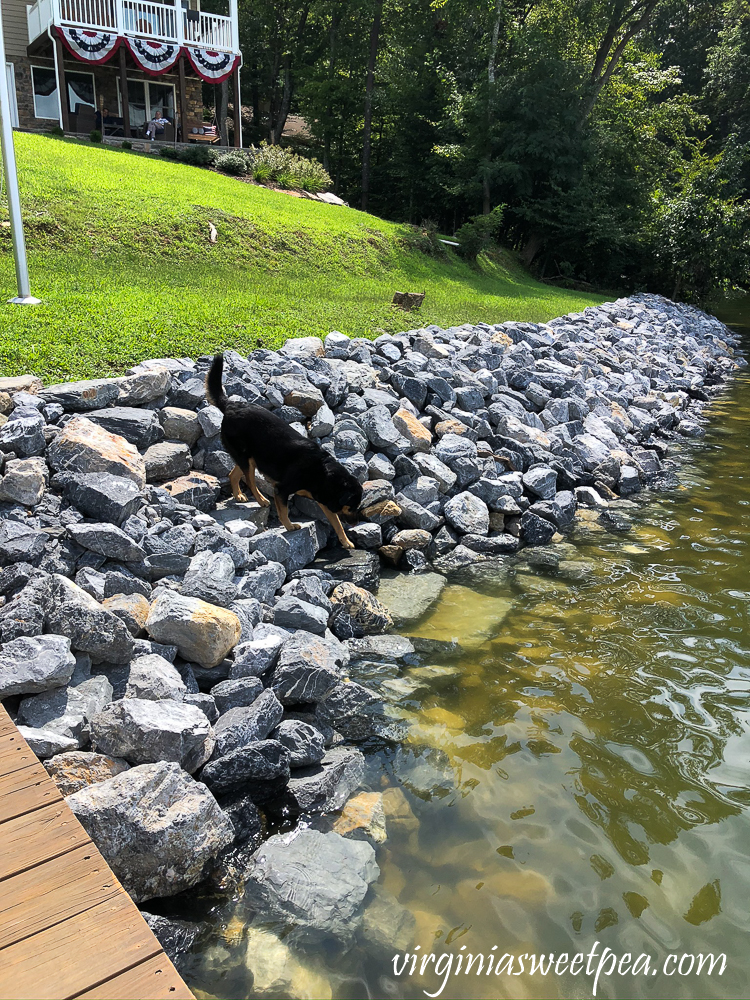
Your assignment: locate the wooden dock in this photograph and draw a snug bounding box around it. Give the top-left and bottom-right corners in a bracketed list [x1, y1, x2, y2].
[0, 705, 194, 1000]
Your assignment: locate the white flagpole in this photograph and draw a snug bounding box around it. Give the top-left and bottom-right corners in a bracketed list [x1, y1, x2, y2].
[0, 12, 40, 304]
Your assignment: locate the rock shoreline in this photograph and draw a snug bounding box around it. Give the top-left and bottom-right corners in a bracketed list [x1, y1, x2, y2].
[0, 293, 743, 962]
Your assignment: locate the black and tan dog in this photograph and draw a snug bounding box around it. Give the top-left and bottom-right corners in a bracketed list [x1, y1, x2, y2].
[206, 353, 362, 549]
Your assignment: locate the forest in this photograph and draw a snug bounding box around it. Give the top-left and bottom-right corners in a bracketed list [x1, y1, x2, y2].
[216, 1, 750, 302]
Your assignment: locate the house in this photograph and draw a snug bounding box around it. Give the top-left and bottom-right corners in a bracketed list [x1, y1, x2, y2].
[2, 0, 242, 143]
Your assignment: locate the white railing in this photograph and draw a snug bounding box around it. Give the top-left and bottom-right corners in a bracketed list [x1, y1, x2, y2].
[58, 0, 117, 29]
[121, 0, 176, 42]
[27, 0, 237, 51]
[183, 10, 232, 50]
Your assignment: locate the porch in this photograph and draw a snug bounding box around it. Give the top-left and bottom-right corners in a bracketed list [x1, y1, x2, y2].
[23, 0, 241, 143]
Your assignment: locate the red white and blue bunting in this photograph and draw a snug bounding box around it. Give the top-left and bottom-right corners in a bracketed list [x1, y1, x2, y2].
[54, 26, 238, 81]
[185, 48, 239, 83]
[126, 37, 181, 76]
[55, 26, 120, 65]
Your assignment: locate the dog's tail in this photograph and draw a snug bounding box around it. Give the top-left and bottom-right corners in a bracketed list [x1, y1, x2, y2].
[206, 353, 228, 412]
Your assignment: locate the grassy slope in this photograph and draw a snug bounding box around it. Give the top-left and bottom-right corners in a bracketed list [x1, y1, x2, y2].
[0, 134, 604, 383]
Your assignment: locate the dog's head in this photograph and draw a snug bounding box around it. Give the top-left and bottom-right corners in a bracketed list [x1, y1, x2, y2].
[319, 458, 363, 522]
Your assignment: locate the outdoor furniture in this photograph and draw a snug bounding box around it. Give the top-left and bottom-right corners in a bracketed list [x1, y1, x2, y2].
[74, 105, 96, 133]
[142, 121, 175, 142]
[188, 124, 220, 144]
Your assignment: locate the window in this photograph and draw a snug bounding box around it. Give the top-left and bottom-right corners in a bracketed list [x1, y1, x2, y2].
[117, 79, 175, 129]
[67, 71, 95, 115]
[31, 66, 58, 120]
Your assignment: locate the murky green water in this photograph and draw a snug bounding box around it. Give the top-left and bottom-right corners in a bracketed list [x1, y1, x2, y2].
[185, 317, 750, 1000]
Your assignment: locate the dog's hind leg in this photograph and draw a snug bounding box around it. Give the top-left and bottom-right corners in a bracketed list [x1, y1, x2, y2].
[228, 465, 247, 503]
[275, 494, 301, 532]
[320, 504, 354, 549]
[246, 459, 270, 507]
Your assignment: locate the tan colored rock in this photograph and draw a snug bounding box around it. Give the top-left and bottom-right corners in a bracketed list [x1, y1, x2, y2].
[361, 499, 401, 524]
[0, 374, 43, 394]
[378, 544, 402, 567]
[391, 529, 431, 550]
[47, 416, 146, 488]
[0, 391, 13, 415]
[490, 330, 513, 348]
[44, 750, 129, 797]
[163, 471, 221, 510]
[244, 927, 332, 999]
[103, 593, 150, 636]
[146, 592, 241, 668]
[435, 418, 472, 438]
[382, 785, 419, 833]
[392, 407, 431, 453]
[333, 791, 387, 844]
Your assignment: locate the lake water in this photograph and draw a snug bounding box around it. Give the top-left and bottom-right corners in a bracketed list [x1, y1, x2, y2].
[185, 306, 750, 1000]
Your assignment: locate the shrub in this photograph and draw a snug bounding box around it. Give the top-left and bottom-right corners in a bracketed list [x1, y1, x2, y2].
[46, 126, 64, 138]
[244, 142, 331, 191]
[455, 205, 505, 262]
[160, 146, 179, 159]
[275, 170, 296, 190]
[252, 163, 271, 184]
[121, 140, 133, 150]
[400, 220, 448, 259]
[216, 151, 248, 176]
[178, 145, 218, 167]
[89, 129, 102, 143]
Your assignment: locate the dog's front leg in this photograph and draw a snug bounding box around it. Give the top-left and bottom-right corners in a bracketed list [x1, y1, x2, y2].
[275, 494, 302, 532]
[320, 505, 354, 549]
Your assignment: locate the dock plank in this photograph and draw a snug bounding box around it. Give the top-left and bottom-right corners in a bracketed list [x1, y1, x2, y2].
[0, 706, 193, 1000]
[0, 894, 163, 999]
[0, 800, 91, 881]
[0, 760, 62, 823]
[73, 955, 195, 999]
[0, 843, 120, 949]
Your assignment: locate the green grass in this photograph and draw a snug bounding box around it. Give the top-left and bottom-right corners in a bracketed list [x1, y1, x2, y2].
[0, 133, 604, 383]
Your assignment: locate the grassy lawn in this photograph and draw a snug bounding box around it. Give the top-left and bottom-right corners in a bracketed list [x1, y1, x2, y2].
[0, 133, 604, 384]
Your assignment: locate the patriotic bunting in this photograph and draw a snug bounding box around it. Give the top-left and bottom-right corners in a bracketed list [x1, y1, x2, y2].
[126, 37, 181, 76]
[53, 25, 239, 82]
[186, 48, 239, 83]
[55, 26, 120, 65]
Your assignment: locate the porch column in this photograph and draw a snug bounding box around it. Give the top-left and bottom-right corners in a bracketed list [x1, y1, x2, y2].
[232, 64, 241, 147]
[178, 54, 188, 143]
[52, 33, 70, 132]
[119, 45, 131, 138]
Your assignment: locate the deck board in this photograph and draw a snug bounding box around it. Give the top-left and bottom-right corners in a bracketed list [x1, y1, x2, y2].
[0, 706, 193, 1000]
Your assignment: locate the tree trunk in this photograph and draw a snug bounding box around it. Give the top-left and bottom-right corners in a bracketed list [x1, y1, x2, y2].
[273, 52, 293, 143]
[323, 9, 342, 174]
[578, 1, 660, 126]
[361, 0, 383, 212]
[219, 79, 229, 146]
[482, 0, 503, 215]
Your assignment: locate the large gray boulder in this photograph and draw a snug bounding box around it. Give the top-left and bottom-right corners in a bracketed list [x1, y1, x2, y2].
[18, 674, 113, 745]
[212, 689, 284, 757]
[200, 739, 290, 795]
[244, 828, 378, 943]
[68, 761, 234, 902]
[270, 632, 342, 705]
[90, 698, 214, 773]
[0, 635, 76, 699]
